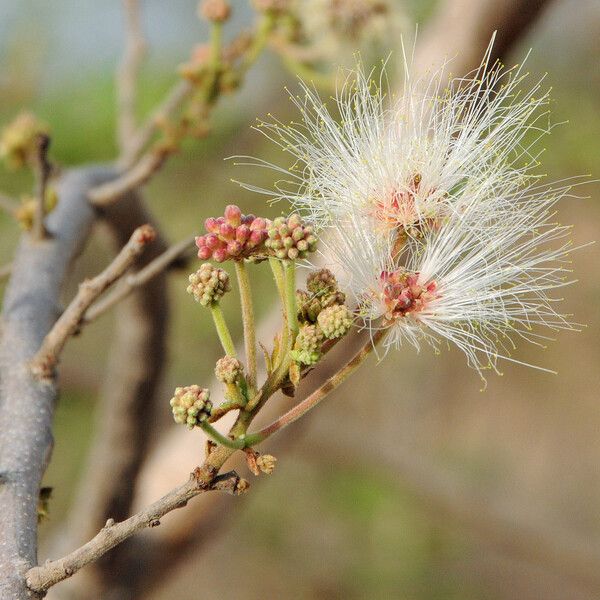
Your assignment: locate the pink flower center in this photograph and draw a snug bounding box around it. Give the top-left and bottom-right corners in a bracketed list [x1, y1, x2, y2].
[379, 270, 438, 319]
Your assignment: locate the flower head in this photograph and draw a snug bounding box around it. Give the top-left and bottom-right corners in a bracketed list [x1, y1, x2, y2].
[244, 39, 584, 378]
[196, 205, 269, 262]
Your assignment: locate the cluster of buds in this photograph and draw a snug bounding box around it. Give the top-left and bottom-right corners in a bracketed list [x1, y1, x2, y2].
[379, 270, 438, 320]
[196, 205, 269, 262]
[265, 214, 317, 260]
[199, 0, 231, 22]
[0, 112, 48, 170]
[215, 356, 244, 384]
[290, 323, 324, 366]
[297, 268, 345, 323]
[317, 304, 353, 339]
[187, 263, 231, 306]
[170, 386, 212, 428]
[15, 188, 58, 231]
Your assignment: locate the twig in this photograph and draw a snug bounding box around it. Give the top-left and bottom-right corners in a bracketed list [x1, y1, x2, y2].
[0, 166, 121, 598]
[32, 133, 52, 240]
[25, 470, 247, 594]
[244, 328, 387, 446]
[30, 224, 156, 378]
[117, 0, 147, 155]
[120, 79, 192, 168]
[0, 262, 12, 281]
[84, 235, 195, 323]
[89, 149, 169, 206]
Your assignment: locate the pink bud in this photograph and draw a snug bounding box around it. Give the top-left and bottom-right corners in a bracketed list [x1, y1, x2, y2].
[204, 217, 219, 233]
[205, 233, 220, 249]
[249, 230, 265, 247]
[250, 217, 267, 230]
[227, 240, 242, 256]
[236, 224, 250, 242]
[219, 223, 235, 240]
[195, 235, 206, 248]
[224, 205, 242, 226]
[197, 246, 212, 260]
[213, 248, 228, 262]
[242, 213, 255, 225]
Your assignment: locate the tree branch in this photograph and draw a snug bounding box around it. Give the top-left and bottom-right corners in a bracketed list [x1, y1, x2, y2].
[29, 223, 156, 378]
[31, 133, 52, 240]
[117, 0, 147, 156]
[26, 469, 247, 594]
[52, 192, 171, 598]
[84, 235, 195, 323]
[89, 148, 169, 206]
[0, 166, 121, 599]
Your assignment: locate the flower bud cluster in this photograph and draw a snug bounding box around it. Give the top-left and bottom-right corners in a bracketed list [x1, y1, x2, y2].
[0, 112, 48, 170]
[215, 356, 244, 384]
[297, 268, 345, 324]
[290, 323, 324, 365]
[187, 263, 231, 306]
[265, 214, 317, 260]
[170, 386, 212, 428]
[317, 304, 353, 339]
[196, 205, 269, 262]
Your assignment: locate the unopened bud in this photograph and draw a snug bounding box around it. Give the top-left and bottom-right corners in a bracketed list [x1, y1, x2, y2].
[187, 263, 231, 306]
[215, 356, 244, 384]
[290, 323, 324, 365]
[265, 214, 317, 261]
[317, 304, 353, 339]
[0, 112, 48, 170]
[170, 385, 212, 428]
[257, 454, 277, 474]
[199, 0, 231, 22]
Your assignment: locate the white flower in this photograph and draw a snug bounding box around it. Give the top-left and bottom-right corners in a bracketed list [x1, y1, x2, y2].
[239, 39, 585, 378]
[322, 180, 580, 377]
[236, 37, 553, 242]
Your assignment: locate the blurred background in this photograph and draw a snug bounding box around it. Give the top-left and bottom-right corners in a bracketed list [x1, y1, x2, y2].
[1, 1, 599, 599]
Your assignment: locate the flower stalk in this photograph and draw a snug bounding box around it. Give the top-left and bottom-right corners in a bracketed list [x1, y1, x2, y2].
[234, 260, 257, 393]
[210, 303, 237, 357]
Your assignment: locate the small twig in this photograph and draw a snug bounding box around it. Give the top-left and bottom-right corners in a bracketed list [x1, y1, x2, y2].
[0, 193, 18, 216]
[120, 80, 193, 168]
[89, 149, 169, 206]
[84, 235, 195, 323]
[32, 133, 52, 240]
[117, 0, 147, 155]
[244, 328, 387, 446]
[0, 262, 12, 281]
[25, 469, 246, 594]
[30, 224, 156, 378]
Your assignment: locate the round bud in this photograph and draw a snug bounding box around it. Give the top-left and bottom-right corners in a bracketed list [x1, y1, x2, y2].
[290, 324, 324, 365]
[215, 356, 244, 384]
[170, 385, 212, 428]
[317, 304, 353, 339]
[187, 263, 231, 306]
[199, 0, 231, 22]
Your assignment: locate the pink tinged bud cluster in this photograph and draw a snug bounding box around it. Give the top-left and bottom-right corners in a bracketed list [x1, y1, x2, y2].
[196, 204, 269, 262]
[265, 214, 317, 260]
[379, 271, 438, 320]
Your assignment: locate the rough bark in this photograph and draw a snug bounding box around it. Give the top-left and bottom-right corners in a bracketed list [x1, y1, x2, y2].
[0, 166, 117, 599]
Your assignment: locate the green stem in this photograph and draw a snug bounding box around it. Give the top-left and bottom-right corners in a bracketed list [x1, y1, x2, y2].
[210, 303, 236, 357]
[242, 14, 275, 71]
[209, 398, 244, 423]
[269, 257, 288, 368]
[200, 421, 245, 450]
[234, 261, 257, 394]
[244, 328, 388, 446]
[210, 22, 222, 70]
[283, 260, 298, 340]
[279, 54, 335, 92]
